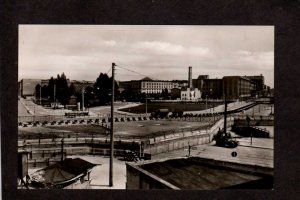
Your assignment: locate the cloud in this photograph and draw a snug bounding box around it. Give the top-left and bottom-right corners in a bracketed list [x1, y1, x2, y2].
[187, 47, 211, 57]
[104, 40, 116, 46]
[19, 26, 274, 87]
[134, 41, 212, 57]
[135, 41, 185, 55]
[236, 50, 252, 56]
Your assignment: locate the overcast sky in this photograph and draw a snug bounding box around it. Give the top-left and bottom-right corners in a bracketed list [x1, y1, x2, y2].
[19, 25, 274, 87]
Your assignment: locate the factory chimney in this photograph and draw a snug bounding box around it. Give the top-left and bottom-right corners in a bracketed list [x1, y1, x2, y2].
[188, 66, 192, 88]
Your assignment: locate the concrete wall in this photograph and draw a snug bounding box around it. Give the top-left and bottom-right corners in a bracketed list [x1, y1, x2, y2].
[144, 117, 234, 155]
[145, 134, 210, 155]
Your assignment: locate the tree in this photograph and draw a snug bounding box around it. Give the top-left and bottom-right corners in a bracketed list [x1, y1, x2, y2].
[55, 73, 70, 106]
[93, 73, 119, 105]
[46, 73, 71, 107]
[35, 84, 41, 99]
[41, 85, 48, 98]
[69, 83, 76, 96]
[47, 77, 55, 102]
[161, 88, 169, 99]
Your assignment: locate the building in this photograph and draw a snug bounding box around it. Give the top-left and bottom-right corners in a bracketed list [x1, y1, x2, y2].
[244, 74, 264, 92]
[223, 76, 254, 100]
[181, 88, 201, 100]
[192, 75, 209, 91]
[126, 157, 273, 190]
[27, 158, 97, 189]
[171, 80, 188, 89]
[202, 78, 223, 99]
[119, 77, 188, 95]
[70, 80, 95, 93]
[18, 79, 42, 98]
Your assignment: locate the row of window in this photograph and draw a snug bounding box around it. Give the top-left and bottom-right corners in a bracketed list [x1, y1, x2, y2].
[142, 89, 170, 93]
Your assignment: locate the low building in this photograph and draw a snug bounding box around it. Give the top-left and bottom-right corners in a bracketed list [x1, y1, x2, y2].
[28, 158, 97, 189]
[181, 88, 201, 100]
[126, 157, 273, 190]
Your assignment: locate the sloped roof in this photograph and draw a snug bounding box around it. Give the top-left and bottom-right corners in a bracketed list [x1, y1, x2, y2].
[31, 158, 98, 185]
[140, 77, 153, 81]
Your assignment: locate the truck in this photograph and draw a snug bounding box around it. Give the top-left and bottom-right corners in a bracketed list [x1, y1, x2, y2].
[213, 131, 238, 148]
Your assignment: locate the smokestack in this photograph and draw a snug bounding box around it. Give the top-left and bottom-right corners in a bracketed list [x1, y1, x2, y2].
[188, 66, 192, 88]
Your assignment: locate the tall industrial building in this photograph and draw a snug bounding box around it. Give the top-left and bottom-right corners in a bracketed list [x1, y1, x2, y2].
[202, 78, 223, 99]
[244, 74, 265, 96]
[223, 76, 254, 100]
[192, 75, 209, 91]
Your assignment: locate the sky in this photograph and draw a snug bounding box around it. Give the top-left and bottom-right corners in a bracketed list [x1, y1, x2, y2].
[19, 25, 274, 87]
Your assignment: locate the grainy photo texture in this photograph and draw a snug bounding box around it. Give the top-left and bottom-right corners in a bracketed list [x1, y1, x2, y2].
[17, 25, 274, 189]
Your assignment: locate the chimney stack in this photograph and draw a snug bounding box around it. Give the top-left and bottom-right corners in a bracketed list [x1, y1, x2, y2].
[188, 66, 192, 88]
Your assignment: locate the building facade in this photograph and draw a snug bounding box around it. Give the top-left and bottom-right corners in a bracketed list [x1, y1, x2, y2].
[223, 76, 254, 100]
[192, 75, 209, 91]
[70, 80, 95, 93]
[181, 88, 201, 100]
[18, 79, 42, 98]
[244, 74, 265, 96]
[119, 77, 188, 95]
[202, 78, 223, 99]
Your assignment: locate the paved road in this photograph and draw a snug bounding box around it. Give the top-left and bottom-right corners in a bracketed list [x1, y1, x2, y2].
[152, 139, 274, 168]
[18, 100, 32, 116]
[19, 98, 140, 117]
[243, 104, 273, 116]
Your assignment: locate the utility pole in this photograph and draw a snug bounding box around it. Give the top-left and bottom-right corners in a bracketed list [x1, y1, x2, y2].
[109, 63, 116, 187]
[61, 138, 64, 162]
[224, 93, 227, 136]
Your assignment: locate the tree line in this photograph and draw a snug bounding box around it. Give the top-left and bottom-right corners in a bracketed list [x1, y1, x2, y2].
[35, 72, 119, 108]
[35, 72, 171, 108]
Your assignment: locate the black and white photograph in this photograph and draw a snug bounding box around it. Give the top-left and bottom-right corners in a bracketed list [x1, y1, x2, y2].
[17, 25, 274, 190]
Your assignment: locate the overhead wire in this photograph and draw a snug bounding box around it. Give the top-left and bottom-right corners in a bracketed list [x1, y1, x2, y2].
[115, 65, 158, 80]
